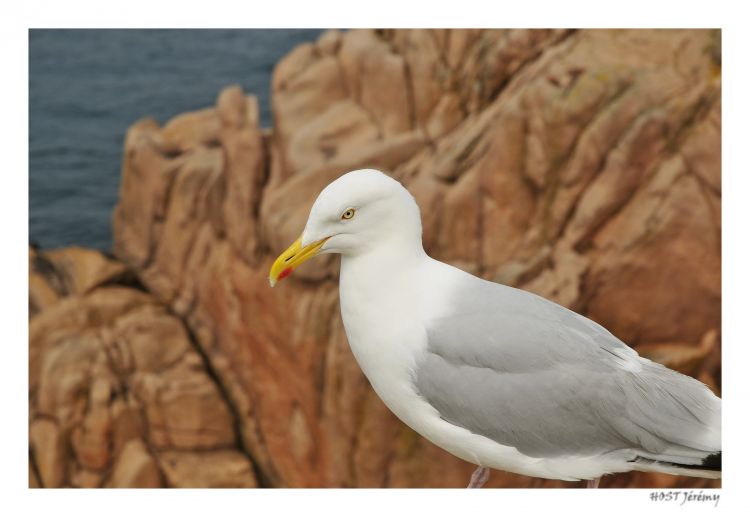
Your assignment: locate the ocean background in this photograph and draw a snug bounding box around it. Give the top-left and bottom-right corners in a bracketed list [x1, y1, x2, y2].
[29, 29, 323, 251]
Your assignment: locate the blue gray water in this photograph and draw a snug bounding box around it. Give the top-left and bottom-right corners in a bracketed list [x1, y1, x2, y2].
[30, 29, 323, 251]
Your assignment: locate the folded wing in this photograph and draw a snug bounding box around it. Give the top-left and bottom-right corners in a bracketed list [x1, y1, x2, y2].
[413, 275, 721, 465]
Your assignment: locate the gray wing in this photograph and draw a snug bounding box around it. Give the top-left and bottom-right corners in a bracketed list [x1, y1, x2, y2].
[414, 274, 721, 461]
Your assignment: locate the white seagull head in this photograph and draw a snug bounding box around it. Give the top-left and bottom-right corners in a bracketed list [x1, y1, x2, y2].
[269, 169, 422, 286]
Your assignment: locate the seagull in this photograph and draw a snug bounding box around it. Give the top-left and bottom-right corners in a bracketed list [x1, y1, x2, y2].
[268, 168, 721, 488]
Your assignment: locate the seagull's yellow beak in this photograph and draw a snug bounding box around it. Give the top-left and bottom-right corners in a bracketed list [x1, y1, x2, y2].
[268, 235, 328, 287]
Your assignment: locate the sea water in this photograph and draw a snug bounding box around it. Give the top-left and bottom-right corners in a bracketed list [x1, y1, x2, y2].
[30, 29, 323, 251]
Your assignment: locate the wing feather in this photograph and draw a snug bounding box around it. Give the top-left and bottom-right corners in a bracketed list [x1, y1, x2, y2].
[413, 275, 720, 461]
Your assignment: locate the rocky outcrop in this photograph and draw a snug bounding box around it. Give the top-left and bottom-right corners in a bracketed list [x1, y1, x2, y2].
[32, 29, 721, 488]
[28, 246, 257, 487]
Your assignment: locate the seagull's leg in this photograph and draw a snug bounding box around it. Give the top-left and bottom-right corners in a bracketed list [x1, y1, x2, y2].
[467, 466, 490, 488]
[585, 477, 601, 489]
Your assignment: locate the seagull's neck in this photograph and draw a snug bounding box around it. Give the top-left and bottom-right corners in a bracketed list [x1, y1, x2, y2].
[337, 236, 431, 397]
[339, 236, 428, 298]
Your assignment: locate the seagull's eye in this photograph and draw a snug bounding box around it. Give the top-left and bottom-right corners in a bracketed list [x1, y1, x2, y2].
[341, 208, 356, 220]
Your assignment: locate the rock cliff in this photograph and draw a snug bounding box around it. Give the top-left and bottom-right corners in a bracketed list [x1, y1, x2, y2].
[30, 29, 721, 488]
[29, 246, 257, 487]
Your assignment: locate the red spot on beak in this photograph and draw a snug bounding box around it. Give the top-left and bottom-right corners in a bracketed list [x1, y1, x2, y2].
[278, 267, 293, 281]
